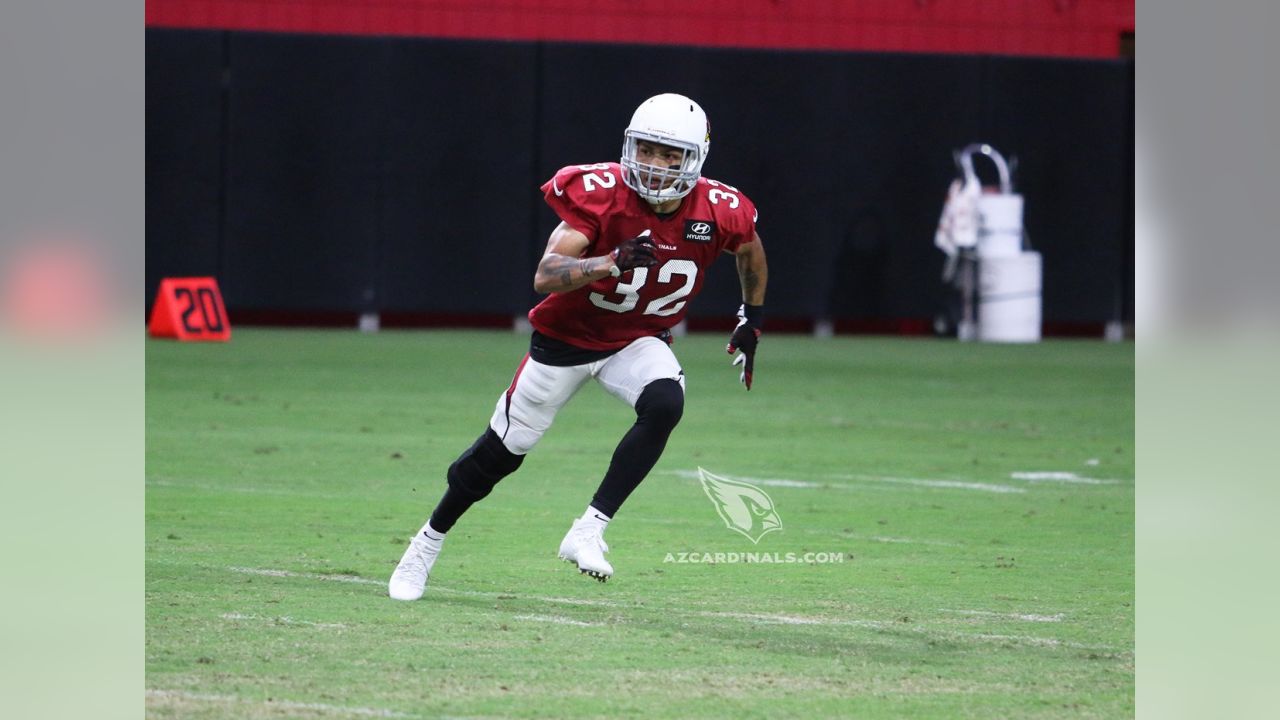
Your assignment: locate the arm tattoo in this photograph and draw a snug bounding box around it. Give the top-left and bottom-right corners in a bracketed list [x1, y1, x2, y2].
[540, 254, 595, 290]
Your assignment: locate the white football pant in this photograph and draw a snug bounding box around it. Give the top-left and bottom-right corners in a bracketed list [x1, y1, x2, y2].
[488, 336, 685, 455]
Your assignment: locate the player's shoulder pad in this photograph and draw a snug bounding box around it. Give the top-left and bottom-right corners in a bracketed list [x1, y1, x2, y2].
[547, 163, 625, 204]
[542, 163, 626, 237]
[697, 175, 758, 235]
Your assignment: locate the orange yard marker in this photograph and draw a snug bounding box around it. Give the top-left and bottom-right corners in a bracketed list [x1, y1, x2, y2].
[148, 277, 230, 341]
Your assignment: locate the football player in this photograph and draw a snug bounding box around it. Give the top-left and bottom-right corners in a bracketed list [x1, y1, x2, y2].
[390, 93, 769, 599]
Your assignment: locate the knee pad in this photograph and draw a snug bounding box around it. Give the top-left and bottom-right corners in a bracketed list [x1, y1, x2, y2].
[446, 427, 525, 501]
[635, 378, 684, 432]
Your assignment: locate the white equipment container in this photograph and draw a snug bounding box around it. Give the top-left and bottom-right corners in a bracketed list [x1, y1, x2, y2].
[938, 144, 1042, 343]
[978, 252, 1042, 342]
[976, 194, 1024, 258]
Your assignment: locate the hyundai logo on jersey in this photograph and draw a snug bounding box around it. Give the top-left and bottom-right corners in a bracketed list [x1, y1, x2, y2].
[684, 220, 715, 243]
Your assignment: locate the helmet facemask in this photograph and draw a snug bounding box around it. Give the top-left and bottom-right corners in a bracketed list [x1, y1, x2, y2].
[621, 131, 702, 204]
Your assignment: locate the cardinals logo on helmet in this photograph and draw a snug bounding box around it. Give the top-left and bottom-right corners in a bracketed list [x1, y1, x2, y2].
[697, 467, 782, 544]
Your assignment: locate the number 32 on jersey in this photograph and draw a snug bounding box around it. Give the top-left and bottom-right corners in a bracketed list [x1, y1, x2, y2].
[589, 260, 697, 317]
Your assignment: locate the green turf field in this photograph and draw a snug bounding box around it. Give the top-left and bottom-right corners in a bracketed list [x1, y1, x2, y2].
[146, 329, 1133, 719]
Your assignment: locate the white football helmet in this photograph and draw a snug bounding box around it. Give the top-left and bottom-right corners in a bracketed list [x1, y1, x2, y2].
[621, 93, 710, 204]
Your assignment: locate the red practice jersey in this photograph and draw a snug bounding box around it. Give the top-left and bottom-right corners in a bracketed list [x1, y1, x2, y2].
[529, 162, 758, 350]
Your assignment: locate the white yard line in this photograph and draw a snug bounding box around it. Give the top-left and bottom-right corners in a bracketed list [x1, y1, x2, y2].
[963, 633, 1112, 651]
[830, 474, 1026, 494]
[512, 613, 599, 627]
[228, 566, 383, 586]
[755, 479, 822, 488]
[669, 468, 1025, 493]
[1010, 471, 1121, 485]
[700, 610, 886, 629]
[145, 689, 418, 718]
[667, 469, 821, 488]
[703, 610, 1114, 651]
[220, 612, 348, 629]
[943, 609, 1066, 623]
[147, 478, 357, 500]
[670, 466, 1129, 493]
[219, 566, 1119, 652]
[224, 566, 623, 608]
[627, 516, 962, 547]
[866, 535, 964, 548]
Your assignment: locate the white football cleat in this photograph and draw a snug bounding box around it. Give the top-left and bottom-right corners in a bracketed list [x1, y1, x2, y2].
[388, 534, 442, 601]
[558, 518, 613, 582]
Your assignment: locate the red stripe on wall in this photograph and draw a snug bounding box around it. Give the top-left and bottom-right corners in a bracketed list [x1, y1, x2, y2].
[146, 0, 1135, 59]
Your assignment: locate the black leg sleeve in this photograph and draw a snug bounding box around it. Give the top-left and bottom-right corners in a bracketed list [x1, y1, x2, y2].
[589, 379, 684, 518]
[429, 427, 524, 533]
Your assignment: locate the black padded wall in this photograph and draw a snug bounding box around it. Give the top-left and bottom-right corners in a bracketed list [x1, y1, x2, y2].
[145, 29, 225, 305]
[146, 29, 1134, 327]
[377, 39, 537, 316]
[224, 33, 388, 312]
[979, 56, 1133, 324]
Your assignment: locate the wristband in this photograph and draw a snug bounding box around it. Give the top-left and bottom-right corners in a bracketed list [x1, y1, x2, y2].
[743, 304, 764, 329]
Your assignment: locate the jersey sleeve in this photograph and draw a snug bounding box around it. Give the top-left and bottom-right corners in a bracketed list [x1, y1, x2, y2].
[715, 185, 759, 254]
[540, 164, 619, 242]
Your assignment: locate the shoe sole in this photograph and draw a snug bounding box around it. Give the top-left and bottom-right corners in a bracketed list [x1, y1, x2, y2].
[558, 554, 611, 582]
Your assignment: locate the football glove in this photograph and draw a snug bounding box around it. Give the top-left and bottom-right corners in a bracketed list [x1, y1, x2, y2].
[726, 303, 763, 391]
[611, 229, 659, 272]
